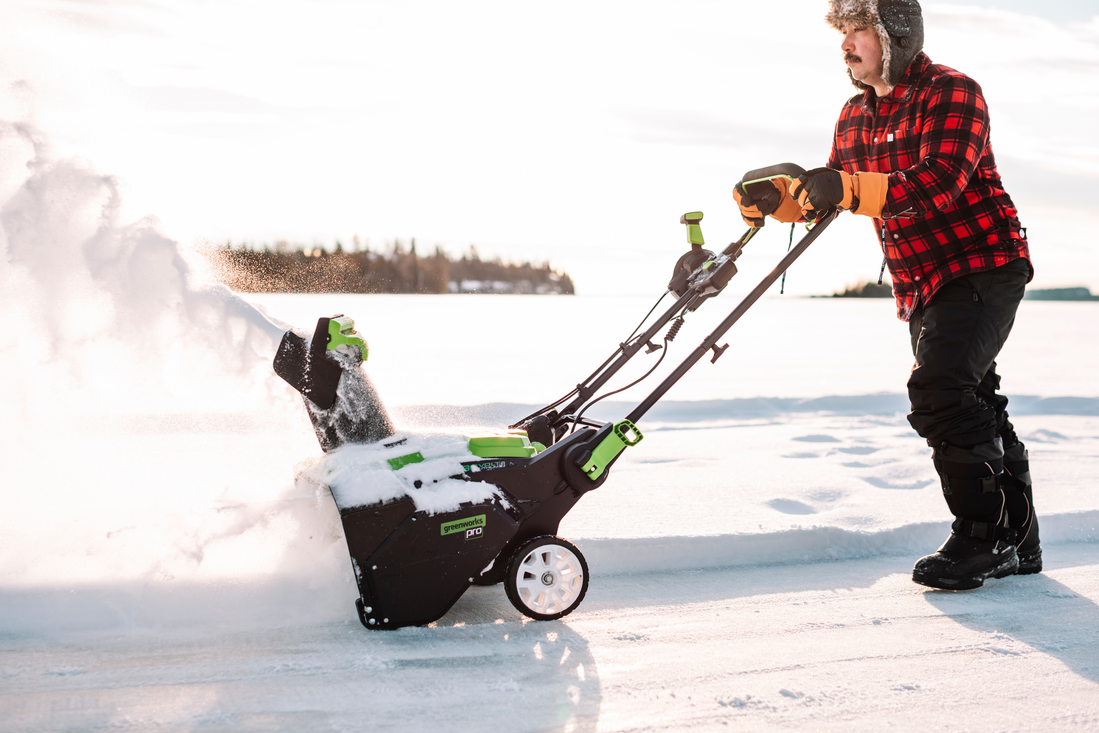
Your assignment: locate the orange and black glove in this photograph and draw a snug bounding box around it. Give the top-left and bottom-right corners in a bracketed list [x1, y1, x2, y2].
[733, 178, 803, 227]
[789, 167, 889, 219]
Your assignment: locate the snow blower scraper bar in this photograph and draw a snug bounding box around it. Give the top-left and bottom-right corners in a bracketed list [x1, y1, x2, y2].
[273, 163, 839, 630]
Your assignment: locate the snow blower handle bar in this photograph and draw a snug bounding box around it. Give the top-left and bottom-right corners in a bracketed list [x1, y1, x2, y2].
[739, 162, 807, 188]
[625, 207, 840, 426]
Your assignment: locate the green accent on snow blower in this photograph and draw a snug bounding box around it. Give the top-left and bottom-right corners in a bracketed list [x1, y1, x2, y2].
[581, 420, 643, 480]
[387, 452, 425, 470]
[386, 433, 543, 474]
[680, 211, 704, 246]
[467, 432, 540, 459]
[327, 316, 368, 360]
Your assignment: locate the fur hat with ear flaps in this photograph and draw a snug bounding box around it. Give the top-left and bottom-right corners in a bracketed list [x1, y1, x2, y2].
[826, 0, 924, 91]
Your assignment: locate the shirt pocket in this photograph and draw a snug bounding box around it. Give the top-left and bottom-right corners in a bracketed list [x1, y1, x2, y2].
[885, 125, 918, 171]
[835, 125, 863, 158]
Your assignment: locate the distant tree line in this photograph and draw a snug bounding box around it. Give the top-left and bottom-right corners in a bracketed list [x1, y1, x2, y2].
[211, 239, 575, 295]
[822, 283, 1099, 301]
[1024, 287, 1098, 301]
[829, 281, 893, 298]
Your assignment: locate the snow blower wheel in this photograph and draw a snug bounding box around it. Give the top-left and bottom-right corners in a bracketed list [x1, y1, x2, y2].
[505, 536, 589, 621]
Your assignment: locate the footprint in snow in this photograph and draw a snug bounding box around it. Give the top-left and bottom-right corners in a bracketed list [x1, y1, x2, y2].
[783, 452, 820, 459]
[766, 498, 817, 515]
[986, 646, 1022, 656]
[807, 490, 842, 502]
[842, 458, 897, 468]
[836, 446, 880, 455]
[45, 667, 84, 676]
[792, 434, 841, 443]
[862, 476, 934, 490]
[1026, 429, 1068, 443]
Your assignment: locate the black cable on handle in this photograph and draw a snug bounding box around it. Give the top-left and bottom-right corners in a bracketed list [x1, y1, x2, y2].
[780, 222, 794, 294]
[508, 289, 672, 428]
[571, 333, 672, 431]
[624, 209, 839, 426]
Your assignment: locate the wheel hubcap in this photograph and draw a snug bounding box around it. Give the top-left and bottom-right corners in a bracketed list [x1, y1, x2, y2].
[516, 544, 584, 616]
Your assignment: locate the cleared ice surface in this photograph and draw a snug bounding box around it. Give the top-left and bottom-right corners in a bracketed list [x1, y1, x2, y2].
[5, 548, 1099, 732]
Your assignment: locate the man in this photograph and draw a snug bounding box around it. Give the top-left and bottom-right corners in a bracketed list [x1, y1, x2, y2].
[734, 0, 1039, 590]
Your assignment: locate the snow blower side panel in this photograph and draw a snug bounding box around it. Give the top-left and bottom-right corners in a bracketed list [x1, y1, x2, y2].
[343, 497, 522, 630]
[461, 427, 613, 584]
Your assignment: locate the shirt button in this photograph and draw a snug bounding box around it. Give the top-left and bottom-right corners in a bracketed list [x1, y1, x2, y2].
[893, 234, 899, 240]
[873, 137, 879, 143]
[914, 275, 921, 281]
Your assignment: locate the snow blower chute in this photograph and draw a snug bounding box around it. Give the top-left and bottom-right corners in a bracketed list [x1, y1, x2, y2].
[274, 164, 837, 630]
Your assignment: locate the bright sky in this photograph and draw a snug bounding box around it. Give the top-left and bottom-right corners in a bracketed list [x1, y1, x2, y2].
[1, 0, 1097, 295]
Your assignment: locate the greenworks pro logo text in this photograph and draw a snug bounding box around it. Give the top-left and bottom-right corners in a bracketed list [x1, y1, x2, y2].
[440, 514, 487, 540]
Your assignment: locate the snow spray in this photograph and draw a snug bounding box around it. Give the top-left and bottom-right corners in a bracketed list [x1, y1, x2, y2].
[0, 121, 358, 633]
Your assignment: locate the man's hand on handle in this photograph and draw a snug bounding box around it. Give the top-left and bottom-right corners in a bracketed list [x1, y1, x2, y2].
[790, 167, 889, 219]
[733, 178, 802, 227]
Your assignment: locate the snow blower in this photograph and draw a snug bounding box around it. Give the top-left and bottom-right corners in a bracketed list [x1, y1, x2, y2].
[273, 163, 837, 630]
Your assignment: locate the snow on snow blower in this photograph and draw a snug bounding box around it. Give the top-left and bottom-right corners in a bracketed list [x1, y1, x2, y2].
[273, 164, 837, 630]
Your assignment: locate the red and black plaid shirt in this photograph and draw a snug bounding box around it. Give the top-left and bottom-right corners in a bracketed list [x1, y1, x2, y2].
[828, 52, 1031, 321]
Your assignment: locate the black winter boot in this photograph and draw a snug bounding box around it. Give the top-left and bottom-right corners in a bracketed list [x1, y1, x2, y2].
[912, 440, 1019, 590]
[1002, 440, 1041, 574]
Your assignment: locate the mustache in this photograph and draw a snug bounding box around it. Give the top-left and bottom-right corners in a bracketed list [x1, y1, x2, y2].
[844, 52, 862, 63]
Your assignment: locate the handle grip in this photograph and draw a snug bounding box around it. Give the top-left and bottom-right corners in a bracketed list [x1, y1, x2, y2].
[740, 162, 807, 187]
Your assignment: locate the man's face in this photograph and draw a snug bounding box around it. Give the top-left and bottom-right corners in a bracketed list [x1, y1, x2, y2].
[840, 24, 885, 88]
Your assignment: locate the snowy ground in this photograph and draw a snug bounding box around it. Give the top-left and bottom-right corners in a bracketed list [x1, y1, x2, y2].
[4, 545, 1098, 732]
[2, 143, 1098, 728]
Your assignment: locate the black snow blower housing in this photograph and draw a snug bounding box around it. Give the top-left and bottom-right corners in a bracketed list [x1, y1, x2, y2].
[273, 164, 838, 630]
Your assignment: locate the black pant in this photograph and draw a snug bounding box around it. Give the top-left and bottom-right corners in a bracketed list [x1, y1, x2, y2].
[907, 259, 1030, 449]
